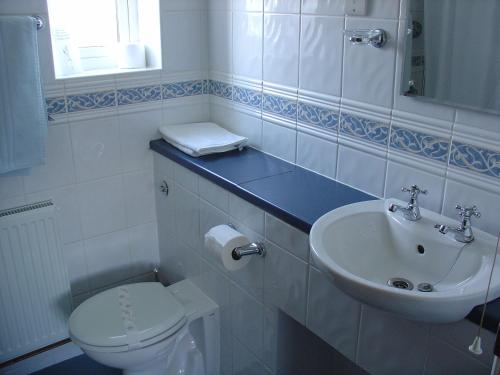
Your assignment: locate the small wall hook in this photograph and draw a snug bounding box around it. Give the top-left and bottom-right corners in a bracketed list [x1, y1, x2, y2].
[345, 29, 387, 48]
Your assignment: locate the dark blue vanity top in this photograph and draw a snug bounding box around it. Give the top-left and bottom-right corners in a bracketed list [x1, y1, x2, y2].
[150, 139, 375, 232]
[150, 139, 500, 333]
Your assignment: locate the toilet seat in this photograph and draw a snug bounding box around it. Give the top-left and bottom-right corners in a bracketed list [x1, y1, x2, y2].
[69, 283, 186, 353]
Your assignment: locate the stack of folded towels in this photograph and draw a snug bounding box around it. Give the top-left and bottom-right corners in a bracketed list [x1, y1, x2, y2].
[159, 122, 248, 157]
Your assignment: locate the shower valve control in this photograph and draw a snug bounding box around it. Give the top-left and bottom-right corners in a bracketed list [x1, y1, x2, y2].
[160, 180, 169, 196]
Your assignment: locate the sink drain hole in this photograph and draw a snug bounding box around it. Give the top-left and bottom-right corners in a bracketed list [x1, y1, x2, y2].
[387, 278, 414, 290]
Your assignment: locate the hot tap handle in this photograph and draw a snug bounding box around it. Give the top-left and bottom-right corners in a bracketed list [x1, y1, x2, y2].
[455, 205, 481, 218]
[401, 185, 427, 197]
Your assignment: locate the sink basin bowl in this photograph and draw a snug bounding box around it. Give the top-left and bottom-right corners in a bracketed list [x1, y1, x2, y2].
[309, 199, 500, 323]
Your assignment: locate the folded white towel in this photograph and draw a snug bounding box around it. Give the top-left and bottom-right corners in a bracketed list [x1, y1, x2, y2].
[159, 122, 247, 157]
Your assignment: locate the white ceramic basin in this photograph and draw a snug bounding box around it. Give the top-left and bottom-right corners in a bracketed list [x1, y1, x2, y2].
[310, 199, 500, 323]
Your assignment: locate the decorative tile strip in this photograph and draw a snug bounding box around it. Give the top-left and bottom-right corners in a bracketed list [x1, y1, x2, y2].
[449, 141, 500, 179]
[233, 86, 262, 109]
[162, 80, 203, 99]
[203, 79, 209, 95]
[340, 112, 389, 146]
[67, 91, 116, 112]
[262, 93, 297, 121]
[208, 80, 233, 100]
[45, 97, 66, 115]
[390, 126, 449, 163]
[117, 85, 161, 105]
[298, 102, 338, 132]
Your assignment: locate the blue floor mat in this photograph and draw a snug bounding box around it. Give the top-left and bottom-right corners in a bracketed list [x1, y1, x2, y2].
[32, 354, 120, 375]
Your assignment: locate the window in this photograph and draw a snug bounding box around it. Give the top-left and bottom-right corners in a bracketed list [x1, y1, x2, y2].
[47, 0, 161, 79]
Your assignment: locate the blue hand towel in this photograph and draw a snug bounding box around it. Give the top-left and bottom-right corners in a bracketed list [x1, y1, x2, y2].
[0, 16, 47, 174]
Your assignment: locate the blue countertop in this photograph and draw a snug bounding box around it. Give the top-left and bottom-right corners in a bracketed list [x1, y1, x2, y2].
[150, 139, 500, 333]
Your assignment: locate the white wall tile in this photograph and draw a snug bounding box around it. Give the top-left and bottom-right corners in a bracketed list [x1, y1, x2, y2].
[357, 306, 429, 375]
[301, 0, 344, 15]
[84, 229, 132, 289]
[262, 121, 297, 163]
[342, 17, 398, 108]
[70, 117, 122, 182]
[263, 14, 300, 88]
[226, 110, 263, 149]
[265, 213, 309, 261]
[174, 163, 199, 193]
[26, 185, 83, 244]
[175, 184, 201, 250]
[229, 194, 265, 235]
[63, 241, 89, 295]
[118, 109, 161, 173]
[367, 0, 401, 19]
[296, 131, 338, 179]
[264, 0, 300, 13]
[299, 15, 344, 97]
[199, 176, 230, 212]
[77, 175, 127, 239]
[385, 161, 445, 213]
[122, 170, 156, 227]
[209, 11, 233, 73]
[0, 175, 24, 200]
[230, 283, 264, 360]
[307, 267, 360, 361]
[263, 240, 308, 324]
[443, 179, 500, 236]
[128, 222, 160, 275]
[233, 12, 263, 80]
[24, 125, 75, 193]
[234, 0, 263, 12]
[337, 145, 386, 197]
[163, 11, 205, 72]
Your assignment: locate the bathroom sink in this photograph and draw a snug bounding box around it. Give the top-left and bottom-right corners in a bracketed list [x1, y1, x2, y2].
[309, 199, 500, 323]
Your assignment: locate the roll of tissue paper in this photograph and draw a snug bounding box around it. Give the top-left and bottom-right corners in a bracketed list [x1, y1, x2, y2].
[204, 225, 251, 271]
[118, 43, 146, 69]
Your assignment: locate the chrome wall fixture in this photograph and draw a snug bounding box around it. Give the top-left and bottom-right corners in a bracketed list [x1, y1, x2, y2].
[32, 15, 44, 30]
[231, 242, 265, 260]
[345, 29, 387, 48]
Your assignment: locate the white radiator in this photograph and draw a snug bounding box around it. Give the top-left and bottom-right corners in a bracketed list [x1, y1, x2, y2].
[0, 201, 72, 364]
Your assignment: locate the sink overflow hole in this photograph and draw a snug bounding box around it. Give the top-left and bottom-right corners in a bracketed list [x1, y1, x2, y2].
[417, 244, 425, 254]
[417, 283, 433, 292]
[387, 278, 414, 290]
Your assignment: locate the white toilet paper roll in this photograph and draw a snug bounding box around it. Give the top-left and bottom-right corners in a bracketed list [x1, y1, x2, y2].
[204, 225, 251, 271]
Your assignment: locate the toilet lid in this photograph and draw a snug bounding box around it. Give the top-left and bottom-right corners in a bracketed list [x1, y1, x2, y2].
[69, 283, 186, 351]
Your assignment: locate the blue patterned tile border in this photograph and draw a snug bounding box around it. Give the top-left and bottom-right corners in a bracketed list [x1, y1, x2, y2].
[390, 126, 449, 163]
[233, 86, 262, 109]
[340, 112, 389, 146]
[67, 91, 116, 112]
[46, 97, 66, 115]
[162, 80, 203, 99]
[208, 80, 233, 100]
[298, 102, 338, 132]
[262, 93, 297, 121]
[203, 79, 209, 95]
[449, 141, 500, 179]
[117, 85, 161, 105]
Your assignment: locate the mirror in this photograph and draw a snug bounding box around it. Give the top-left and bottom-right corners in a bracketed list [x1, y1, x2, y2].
[402, 0, 500, 115]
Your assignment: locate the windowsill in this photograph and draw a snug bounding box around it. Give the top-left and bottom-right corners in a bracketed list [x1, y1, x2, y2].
[55, 66, 162, 81]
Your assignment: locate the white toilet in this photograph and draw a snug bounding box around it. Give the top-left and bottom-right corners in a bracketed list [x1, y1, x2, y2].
[68, 280, 220, 375]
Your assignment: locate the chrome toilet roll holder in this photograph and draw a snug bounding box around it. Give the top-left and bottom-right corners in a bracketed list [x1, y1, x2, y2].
[227, 223, 266, 260]
[232, 242, 265, 260]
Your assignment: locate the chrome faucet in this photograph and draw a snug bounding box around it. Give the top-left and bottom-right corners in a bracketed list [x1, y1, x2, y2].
[434, 205, 481, 243]
[388, 185, 427, 221]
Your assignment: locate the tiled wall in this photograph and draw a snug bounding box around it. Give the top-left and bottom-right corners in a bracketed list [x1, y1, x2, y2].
[154, 154, 494, 375]
[207, 0, 500, 236]
[0, 0, 210, 303]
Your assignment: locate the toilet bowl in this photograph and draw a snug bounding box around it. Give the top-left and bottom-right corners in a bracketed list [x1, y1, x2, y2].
[68, 280, 220, 375]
